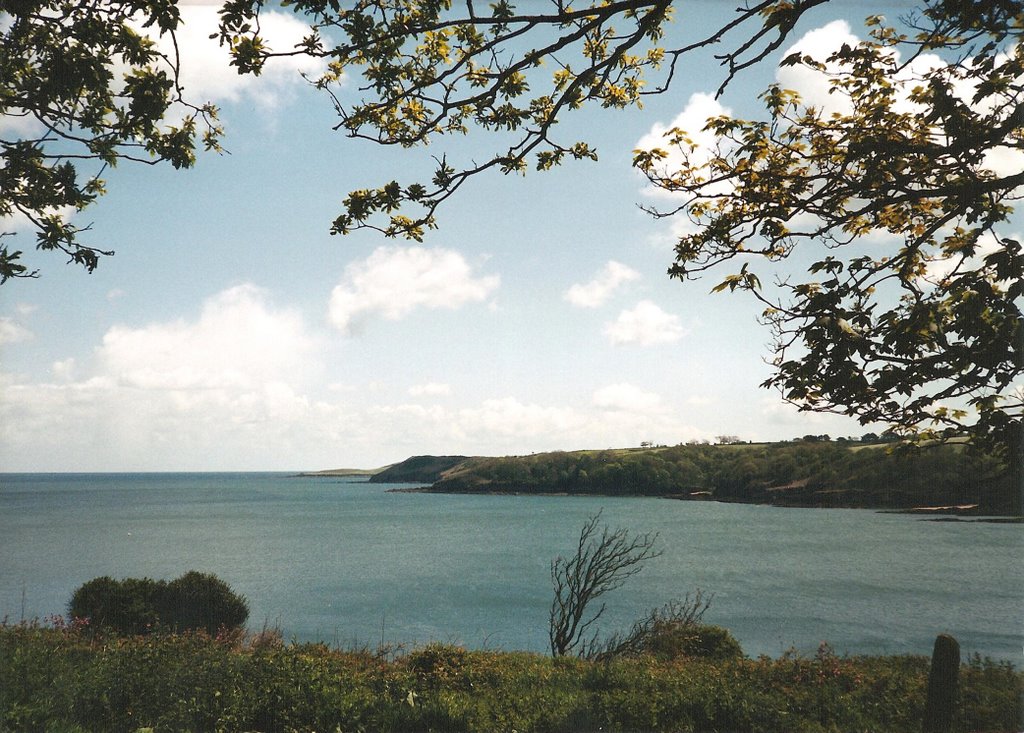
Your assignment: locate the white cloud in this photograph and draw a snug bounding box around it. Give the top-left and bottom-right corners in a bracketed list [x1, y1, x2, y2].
[647, 210, 704, 249]
[409, 382, 452, 397]
[144, 5, 327, 111]
[0, 317, 31, 345]
[328, 245, 499, 334]
[1, 205, 76, 238]
[565, 261, 641, 308]
[51, 358, 76, 381]
[456, 397, 585, 439]
[0, 283, 331, 470]
[366, 394, 704, 458]
[922, 229, 1013, 285]
[604, 300, 686, 346]
[99, 284, 315, 391]
[634, 92, 732, 199]
[592, 383, 663, 412]
[981, 145, 1024, 180]
[775, 20, 860, 115]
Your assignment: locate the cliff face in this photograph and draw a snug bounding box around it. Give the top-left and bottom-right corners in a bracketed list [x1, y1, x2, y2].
[369, 455, 468, 484]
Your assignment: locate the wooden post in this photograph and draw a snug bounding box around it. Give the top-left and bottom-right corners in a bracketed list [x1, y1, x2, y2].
[923, 633, 960, 733]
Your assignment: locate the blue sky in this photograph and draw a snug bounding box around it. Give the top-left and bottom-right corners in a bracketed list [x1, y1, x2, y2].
[1, 1, 1008, 471]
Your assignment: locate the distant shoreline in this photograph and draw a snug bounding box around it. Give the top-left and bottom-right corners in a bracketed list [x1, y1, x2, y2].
[299, 442, 1020, 517]
[295, 467, 388, 478]
[384, 485, 1023, 522]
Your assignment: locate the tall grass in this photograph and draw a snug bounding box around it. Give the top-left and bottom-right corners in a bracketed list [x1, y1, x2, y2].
[1, 619, 1020, 732]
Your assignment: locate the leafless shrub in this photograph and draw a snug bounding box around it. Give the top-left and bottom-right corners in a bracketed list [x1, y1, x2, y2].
[549, 510, 661, 657]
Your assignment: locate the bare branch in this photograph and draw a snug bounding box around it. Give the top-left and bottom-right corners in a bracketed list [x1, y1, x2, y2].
[549, 510, 661, 657]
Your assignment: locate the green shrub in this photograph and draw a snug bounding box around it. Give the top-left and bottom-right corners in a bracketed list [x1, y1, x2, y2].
[594, 594, 740, 663]
[161, 571, 249, 636]
[643, 622, 744, 662]
[68, 572, 248, 636]
[68, 576, 164, 635]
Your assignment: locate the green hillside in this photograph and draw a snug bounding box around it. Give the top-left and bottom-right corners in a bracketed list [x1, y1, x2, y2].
[382, 441, 1016, 515]
[369, 455, 468, 484]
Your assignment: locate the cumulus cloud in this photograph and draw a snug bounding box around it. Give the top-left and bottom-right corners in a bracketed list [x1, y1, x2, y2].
[0, 284, 331, 470]
[634, 92, 732, 199]
[603, 301, 686, 346]
[1, 206, 76, 238]
[456, 397, 585, 439]
[639, 20, 1024, 252]
[99, 284, 315, 391]
[592, 383, 663, 412]
[409, 382, 452, 397]
[564, 261, 641, 308]
[0, 280, 707, 470]
[922, 229, 1015, 285]
[354, 388, 703, 457]
[51, 358, 77, 381]
[328, 246, 499, 334]
[774, 20, 860, 115]
[145, 5, 327, 111]
[0, 317, 32, 345]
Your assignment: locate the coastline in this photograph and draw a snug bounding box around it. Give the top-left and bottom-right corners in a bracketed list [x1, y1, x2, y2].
[303, 442, 1020, 517]
[385, 485, 1024, 521]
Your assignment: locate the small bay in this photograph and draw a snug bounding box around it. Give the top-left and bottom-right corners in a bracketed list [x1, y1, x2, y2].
[1, 472, 1020, 664]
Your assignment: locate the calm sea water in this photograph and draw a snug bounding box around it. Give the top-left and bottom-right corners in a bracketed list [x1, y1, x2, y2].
[1, 472, 1020, 664]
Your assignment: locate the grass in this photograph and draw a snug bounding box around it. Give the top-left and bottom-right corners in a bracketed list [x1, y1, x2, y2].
[2, 619, 1020, 733]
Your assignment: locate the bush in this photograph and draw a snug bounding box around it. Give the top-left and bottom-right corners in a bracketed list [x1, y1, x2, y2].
[593, 594, 742, 662]
[643, 623, 744, 662]
[68, 576, 164, 635]
[161, 571, 249, 636]
[68, 572, 248, 636]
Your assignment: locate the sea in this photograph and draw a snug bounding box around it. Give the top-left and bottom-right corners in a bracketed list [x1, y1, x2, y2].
[1, 472, 1020, 665]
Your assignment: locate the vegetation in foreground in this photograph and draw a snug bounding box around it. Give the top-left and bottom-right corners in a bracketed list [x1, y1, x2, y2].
[1, 619, 1020, 733]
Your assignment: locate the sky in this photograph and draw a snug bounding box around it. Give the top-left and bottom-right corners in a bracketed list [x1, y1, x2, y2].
[0, 0, 1008, 471]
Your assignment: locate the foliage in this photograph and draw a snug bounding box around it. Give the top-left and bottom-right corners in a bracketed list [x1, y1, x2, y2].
[68, 576, 164, 636]
[2, 619, 1021, 733]
[161, 571, 250, 636]
[213, 0, 859, 245]
[549, 511, 661, 657]
[596, 595, 743, 663]
[634, 2, 1024, 462]
[431, 440, 1015, 513]
[0, 1, 223, 282]
[215, 0, 655, 238]
[68, 571, 248, 637]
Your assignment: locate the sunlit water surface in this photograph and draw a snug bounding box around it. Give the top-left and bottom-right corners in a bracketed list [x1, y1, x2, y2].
[1, 473, 1020, 664]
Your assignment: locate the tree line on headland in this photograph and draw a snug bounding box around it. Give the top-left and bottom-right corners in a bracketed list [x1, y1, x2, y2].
[367, 440, 1018, 515]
